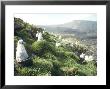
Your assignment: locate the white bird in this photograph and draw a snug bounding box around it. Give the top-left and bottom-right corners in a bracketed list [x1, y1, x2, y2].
[36, 32, 43, 41]
[43, 31, 45, 34]
[59, 35, 62, 40]
[36, 33, 39, 37]
[16, 39, 29, 62]
[75, 41, 79, 45]
[38, 32, 43, 41]
[56, 42, 61, 47]
[70, 43, 74, 47]
[85, 55, 94, 62]
[80, 53, 85, 59]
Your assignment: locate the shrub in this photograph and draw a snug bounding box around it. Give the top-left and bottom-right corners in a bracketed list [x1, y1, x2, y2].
[72, 44, 88, 54]
[31, 41, 46, 55]
[15, 65, 52, 76]
[32, 56, 53, 73]
[15, 56, 53, 76]
[76, 61, 97, 76]
[25, 38, 35, 44]
[64, 52, 79, 62]
[15, 66, 42, 76]
[31, 40, 56, 56]
[55, 51, 79, 61]
[17, 30, 32, 39]
[43, 52, 57, 60]
[56, 46, 69, 52]
[43, 32, 56, 43]
[14, 18, 25, 30]
[55, 51, 68, 61]
[51, 60, 63, 76]
[60, 67, 78, 76]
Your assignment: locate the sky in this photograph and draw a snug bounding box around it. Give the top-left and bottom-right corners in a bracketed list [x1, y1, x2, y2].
[14, 13, 97, 25]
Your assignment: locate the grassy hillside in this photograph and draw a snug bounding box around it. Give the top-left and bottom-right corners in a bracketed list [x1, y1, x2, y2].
[14, 17, 97, 76]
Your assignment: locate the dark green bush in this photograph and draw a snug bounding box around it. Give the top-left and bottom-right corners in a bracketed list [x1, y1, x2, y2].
[32, 56, 53, 73]
[43, 32, 56, 43]
[17, 30, 32, 39]
[43, 52, 57, 60]
[51, 60, 63, 76]
[15, 66, 41, 76]
[31, 40, 56, 56]
[75, 61, 97, 76]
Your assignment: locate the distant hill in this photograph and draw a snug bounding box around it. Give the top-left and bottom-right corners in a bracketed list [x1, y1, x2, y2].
[38, 20, 97, 40]
[60, 20, 96, 30]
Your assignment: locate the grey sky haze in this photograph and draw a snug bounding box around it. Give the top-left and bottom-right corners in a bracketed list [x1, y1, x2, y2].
[15, 13, 97, 25]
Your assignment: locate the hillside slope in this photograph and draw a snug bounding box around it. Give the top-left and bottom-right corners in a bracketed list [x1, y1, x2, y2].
[14, 18, 97, 76]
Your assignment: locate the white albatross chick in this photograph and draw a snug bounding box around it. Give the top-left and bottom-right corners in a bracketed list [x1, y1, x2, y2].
[16, 39, 29, 62]
[37, 32, 43, 41]
[85, 55, 94, 62]
[56, 42, 61, 47]
[59, 35, 62, 40]
[80, 53, 85, 59]
[36, 33, 39, 37]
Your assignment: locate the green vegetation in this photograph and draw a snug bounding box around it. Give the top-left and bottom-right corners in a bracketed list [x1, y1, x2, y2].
[14, 17, 97, 76]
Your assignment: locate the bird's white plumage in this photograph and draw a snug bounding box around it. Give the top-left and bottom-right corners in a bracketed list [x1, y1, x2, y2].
[79, 52, 94, 62]
[56, 43, 61, 47]
[36, 32, 43, 41]
[80, 53, 85, 59]
[38, 32, 43, 41]
[36, 33, 39, 37]
[85, 55, 94, 62]
[59, 35, 62, 40]
[16, 39, 29, 62]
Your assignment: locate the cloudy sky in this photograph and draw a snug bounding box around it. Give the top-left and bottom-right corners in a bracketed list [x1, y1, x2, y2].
[14, 13, 97, 25]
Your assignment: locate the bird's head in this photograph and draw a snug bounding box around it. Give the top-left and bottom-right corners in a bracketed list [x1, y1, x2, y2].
[18, 39, 25, 44]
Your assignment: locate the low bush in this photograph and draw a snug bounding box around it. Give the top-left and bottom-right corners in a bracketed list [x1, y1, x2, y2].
[51, 60, 63, 76]
[43, 52, 57, 60]
[76, 61, 97, 76]
[60, 67, 78, 76]
[15, 66, 45, 76]
[43, 32, 56, 43]
[32, 56, 53, 73]
[31, 40, 56, 56]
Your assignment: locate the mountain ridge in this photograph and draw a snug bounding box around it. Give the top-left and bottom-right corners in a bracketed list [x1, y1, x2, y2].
[38, 20, 97, 32]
